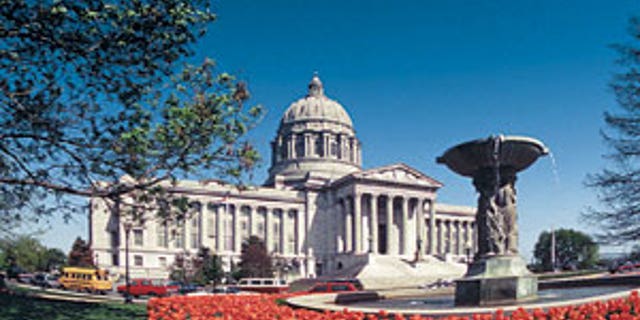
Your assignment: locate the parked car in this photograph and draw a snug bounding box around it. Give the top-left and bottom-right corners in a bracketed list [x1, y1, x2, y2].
[116, 279, 179, 298]
[166, 281, 202, 295]
[17, 273, 34, 284]
[31, 273, 60, 289]
[210, 286, 240, 295]
[233, 278, 288, 293]
[316, 278, 364, 290]
[306, 282, 358, 294]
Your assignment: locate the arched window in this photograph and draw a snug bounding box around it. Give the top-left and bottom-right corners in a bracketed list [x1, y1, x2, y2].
[295, 134, 305, 158]
[330, 137, 338, 158]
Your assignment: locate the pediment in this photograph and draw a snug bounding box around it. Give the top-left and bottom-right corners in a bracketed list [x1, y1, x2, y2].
[352, 163, 443, 188]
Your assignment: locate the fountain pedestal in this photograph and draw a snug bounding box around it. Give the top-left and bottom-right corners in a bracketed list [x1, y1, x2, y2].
[437, 135, 548, 307]
[455, 256, 537, 306]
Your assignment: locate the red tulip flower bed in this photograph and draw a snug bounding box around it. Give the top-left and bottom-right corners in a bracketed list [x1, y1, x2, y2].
[148, 290, 640, 320]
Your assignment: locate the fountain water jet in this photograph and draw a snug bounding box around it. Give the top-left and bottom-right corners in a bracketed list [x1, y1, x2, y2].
[437, 135, 548, 306]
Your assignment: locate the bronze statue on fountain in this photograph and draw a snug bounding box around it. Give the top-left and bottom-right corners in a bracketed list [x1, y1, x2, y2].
[437, 135, 548, 306]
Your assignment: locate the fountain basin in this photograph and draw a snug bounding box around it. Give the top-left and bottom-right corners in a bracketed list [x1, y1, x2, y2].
[436, 135, 549, 177]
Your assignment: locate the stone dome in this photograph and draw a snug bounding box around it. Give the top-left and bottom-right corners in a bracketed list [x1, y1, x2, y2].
[266, 74, 362, 189]
[281, 75, 353, 128]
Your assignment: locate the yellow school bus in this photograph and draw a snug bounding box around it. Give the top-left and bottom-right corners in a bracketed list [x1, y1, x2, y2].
[59, 267, 112, 294]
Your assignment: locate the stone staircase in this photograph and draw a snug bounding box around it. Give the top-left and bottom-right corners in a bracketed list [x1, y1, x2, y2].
[352, 255, 467, 290]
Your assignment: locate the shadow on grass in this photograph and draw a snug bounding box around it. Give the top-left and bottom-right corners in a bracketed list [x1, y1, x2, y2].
[0, 292, 147, 320]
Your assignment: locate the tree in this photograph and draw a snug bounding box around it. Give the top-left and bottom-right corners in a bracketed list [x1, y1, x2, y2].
[41, 248, 66, 272]
[67, 237, 94, 267]
[194, 247, 224, 286]
[533, 228, 599, 271]
[237, 236, 273, 278]
[0, 235, 64, 273]
[0, 0, 263, 233]
[585, 17, 640, 243]
[0, 235, 45, 272]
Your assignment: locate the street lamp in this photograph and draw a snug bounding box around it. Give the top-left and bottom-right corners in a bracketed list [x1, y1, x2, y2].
[123, 221, 133, 304]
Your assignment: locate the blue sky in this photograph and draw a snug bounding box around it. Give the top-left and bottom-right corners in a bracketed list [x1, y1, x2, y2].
[41, 1, 640, 261]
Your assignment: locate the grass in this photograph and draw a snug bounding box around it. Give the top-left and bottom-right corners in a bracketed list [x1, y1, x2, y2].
[0, 292, 147, 320]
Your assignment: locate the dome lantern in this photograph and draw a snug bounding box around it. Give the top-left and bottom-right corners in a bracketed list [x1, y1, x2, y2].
[266, 73, 362, 188]
[308, 72, 324, 97]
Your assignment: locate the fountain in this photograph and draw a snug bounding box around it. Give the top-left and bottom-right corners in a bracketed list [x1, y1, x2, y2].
[436, 135, 548, 306]
[287, 134, 640, 316]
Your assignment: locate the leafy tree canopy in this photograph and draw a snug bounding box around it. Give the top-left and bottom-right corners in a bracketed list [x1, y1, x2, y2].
[585, 17, 640, 243]
[67, 237, 94, 267]
[238, 236, 273, 278]
[533, 228, 599, 272]
[0, 0, 263, 232]
[0, 234, 66, 272]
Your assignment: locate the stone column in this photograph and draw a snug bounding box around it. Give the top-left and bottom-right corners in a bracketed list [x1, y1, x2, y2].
[457, 221, 464, 255]
[354, 193, 362, 253]
[288, 135, 294, 159]
[386, 195, 393, 255]
[336, 201, 344, 253]
[370, 194, 378, 254]
[280, 209, 286, 254]
[401, 197, 409, 255]
[216, 204, 225, 253]
[304, 133, 311, 157]
[429, 201, 437, 255]
[247, 206, 258, 237]
[345, 198, 353, 252]
[438, 220, 445, 255]
[447, 220, 453, 254]
[265, 208, 273, 253]
[297, 209, 304, 255]
[231, 205, 239, 253]
[416, 199, 424, 259]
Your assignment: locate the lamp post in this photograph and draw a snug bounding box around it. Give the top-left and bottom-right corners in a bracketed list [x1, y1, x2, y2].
[123, 221, 133, 304]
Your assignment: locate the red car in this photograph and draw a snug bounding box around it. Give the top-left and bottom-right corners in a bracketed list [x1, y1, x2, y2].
[117, 279, 178, 297]
[306, 282, 358, 294]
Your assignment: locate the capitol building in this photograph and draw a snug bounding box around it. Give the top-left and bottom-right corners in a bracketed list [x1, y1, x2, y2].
[90, 75, 477, 287]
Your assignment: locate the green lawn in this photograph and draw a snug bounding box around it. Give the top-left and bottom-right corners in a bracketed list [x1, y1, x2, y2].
[0, 292, 147, 320]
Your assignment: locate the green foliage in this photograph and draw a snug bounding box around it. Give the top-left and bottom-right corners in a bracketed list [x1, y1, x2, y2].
[168, 247, 224, 286]
[585, 16, 640, 243]
[199, 249, 224, 286]
[533, 228, 599, 272]
[238, 236, 273, 278]
[0, 0, 263, 231]
[0, 235, 66, 272]
[67, 237, 94, 268]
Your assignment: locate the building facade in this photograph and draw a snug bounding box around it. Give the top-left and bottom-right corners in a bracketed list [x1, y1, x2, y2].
[90, 75, 476, 280]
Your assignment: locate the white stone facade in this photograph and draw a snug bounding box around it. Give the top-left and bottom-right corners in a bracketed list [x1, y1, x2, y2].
[90, 75, 476, 280]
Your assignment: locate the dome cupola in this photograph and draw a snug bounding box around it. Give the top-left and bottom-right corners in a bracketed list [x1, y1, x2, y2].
[266, 74, 362, 188]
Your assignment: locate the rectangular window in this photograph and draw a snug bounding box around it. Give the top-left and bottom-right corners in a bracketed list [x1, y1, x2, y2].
[174, 228, 185, 249]
[208, 216, 215, 238]
[159, 257, 167, 268]
[191, 216, 198, 227]
[288, 235, 295, 254]
[133, 229, 143, 246]
[112, 253, 119, 266]
[157, 224, 168, 248]
[134, 255, 143, 267]
[190, 232, 198, 249]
